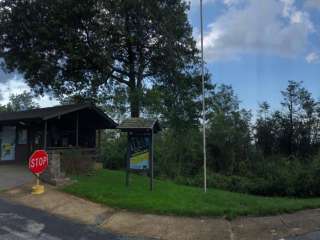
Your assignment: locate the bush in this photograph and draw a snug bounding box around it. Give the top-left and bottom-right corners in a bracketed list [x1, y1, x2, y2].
[101, 131, 127, 170]
[175, 171, 256, 194]
[154, 129, 202, 179]
[174, 153, 320, 197]
[101, 128, 320, 197]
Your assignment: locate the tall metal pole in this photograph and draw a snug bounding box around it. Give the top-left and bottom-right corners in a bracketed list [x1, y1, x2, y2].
[200, 0, 207, 193]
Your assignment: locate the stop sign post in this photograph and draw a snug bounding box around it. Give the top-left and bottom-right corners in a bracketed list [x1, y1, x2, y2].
[28, 150, 48, 195]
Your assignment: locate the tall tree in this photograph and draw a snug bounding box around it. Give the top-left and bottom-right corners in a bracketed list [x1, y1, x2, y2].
[280, 81, 319, 156]
[0, 0, 198, 117]
[0, 91, 5, 111]
[145, 71, 212, 131]
[281, 81, 302, 155]
[206, 85, 252, 174]
[255, 81, 320, 157]
[255, 102, 276, 156]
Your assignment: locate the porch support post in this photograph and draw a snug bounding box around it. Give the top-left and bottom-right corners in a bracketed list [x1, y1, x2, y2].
[44, 120, 47, 150]
[98, 129, 101, 161]
[150, 129, 154, 191]
[126, 133, 130, 187]
[76, 112, 79, 147]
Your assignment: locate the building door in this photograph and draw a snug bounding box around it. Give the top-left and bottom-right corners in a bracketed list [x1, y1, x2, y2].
[0, 126, 16, 161]
[16, 128, 29, 164]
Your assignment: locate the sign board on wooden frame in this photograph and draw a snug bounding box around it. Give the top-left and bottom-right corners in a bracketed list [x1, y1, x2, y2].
[128, 133, 151, 170]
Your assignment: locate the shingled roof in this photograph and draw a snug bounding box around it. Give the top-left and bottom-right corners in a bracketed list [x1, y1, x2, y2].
[117, 118, 161, 133]
[0, 103, 117, 128]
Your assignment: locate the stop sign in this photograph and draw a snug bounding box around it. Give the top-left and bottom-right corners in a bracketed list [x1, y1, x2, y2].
[28, 150, 49, 174]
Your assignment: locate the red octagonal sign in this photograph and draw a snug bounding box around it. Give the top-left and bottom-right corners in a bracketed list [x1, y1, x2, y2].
[28, 150, 49, 174]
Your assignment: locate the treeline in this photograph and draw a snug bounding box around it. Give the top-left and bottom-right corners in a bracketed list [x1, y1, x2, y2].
[103, 80, 320, 197]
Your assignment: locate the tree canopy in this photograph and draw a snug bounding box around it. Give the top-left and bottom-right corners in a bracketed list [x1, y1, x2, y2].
[0, 0, 199, 117]
[0, 90, 39, 112]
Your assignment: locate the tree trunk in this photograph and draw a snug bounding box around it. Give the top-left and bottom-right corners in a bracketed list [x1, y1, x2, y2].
[129, 86, 140, 118]
[288, 99, 294, 156]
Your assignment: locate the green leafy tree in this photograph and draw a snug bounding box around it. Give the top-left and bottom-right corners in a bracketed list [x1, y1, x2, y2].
[146, 71, 212, 130]
[0, 91, 5, 111]
[206, 85, 252, 175]
[146, 71, 212, 179]
[6, 91, 39, 112]
[0, 0, 198, 117]
[255, 102, 277, 156]
[255, 81, 320, 158]
[280, 81, 319, 156]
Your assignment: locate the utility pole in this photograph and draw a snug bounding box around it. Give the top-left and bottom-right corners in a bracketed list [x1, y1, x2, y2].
[200, 0, 207, 193]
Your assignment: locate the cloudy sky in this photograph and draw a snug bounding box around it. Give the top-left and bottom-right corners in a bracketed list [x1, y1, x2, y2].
[0, 0, 319, 112]
[189, 0, 320, 111]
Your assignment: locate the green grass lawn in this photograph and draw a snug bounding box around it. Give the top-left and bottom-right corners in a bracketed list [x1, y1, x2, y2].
[62, 169, 320, 219]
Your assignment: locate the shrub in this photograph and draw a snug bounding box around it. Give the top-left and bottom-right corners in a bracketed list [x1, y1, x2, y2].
[174, 153, 320, 197]
[101, 131, 127, 170]
[175, 171, 256, 194]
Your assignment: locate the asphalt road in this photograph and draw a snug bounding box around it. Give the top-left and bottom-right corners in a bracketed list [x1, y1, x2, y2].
[0, 198, 150, 240]
[287, 231, 320, 240]
[3, 197, 319, 240]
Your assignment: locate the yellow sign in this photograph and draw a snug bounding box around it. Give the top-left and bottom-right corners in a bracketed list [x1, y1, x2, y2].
[130, 150, 149, 170]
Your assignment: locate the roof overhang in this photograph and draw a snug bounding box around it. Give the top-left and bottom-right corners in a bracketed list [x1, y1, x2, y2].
[117, 118, 161, 133]
[0, 104, 117, 129]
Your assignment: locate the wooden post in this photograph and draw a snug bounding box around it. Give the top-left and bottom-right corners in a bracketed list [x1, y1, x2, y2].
[126, 133, 130, 187]
[98, 129, 101, 161]
[76, 112, 79, 147]
[150, 129, 154, 191]
[43, 120, 47, 150]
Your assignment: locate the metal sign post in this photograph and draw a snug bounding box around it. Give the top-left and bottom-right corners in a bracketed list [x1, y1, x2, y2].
[149, 128, 154, 191]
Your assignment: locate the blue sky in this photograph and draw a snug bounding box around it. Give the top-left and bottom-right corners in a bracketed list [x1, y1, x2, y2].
[0, 0, 319, 113]
[189, 0, 320, 112]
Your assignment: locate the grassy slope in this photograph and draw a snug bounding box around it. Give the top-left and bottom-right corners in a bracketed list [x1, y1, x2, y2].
[63, 169, 320, 219]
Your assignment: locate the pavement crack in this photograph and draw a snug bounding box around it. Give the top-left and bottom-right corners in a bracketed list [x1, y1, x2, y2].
[227, 221, 235, 240]
[95, 210, 116, 226]
[279, 216, 290, 229]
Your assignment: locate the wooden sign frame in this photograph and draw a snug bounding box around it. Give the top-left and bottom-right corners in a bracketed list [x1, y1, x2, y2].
[125, 129, 154, 191]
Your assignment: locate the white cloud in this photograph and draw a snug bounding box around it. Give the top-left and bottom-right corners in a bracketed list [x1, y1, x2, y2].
[200, 0, 314, 62]
[222, 0, 241, 6]
[281, 0, 294, 17]
[0, 70, 15, 83]
[306, 52, 320, 63]
[0, 76, 59, 107]
[189, 0, 241, 7]
[280, 0, 314, 28]
[189, 0, 215, 6]
[305, 0, 320, 10]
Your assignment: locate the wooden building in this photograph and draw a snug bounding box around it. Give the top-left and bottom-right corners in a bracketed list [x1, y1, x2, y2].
[0, 104, 117, 164]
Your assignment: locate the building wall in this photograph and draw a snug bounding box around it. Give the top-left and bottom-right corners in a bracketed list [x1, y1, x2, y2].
[0, 125, 31, 163]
